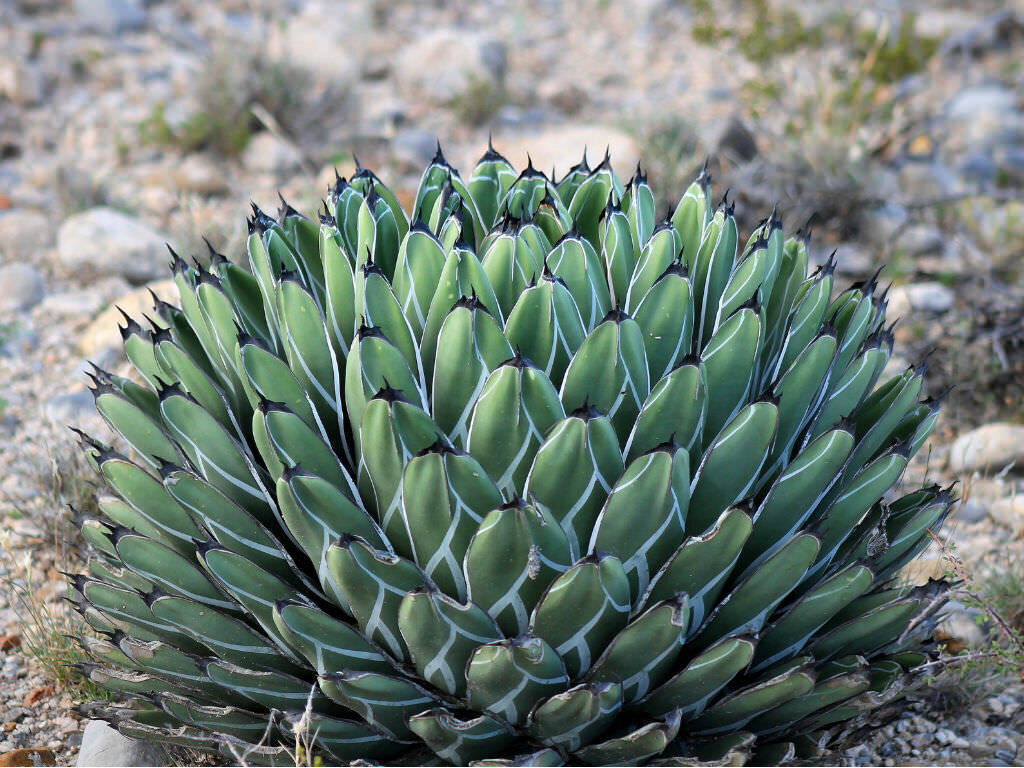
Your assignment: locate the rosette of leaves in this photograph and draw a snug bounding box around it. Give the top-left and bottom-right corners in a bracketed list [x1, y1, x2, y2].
[70, 142, 952, 766]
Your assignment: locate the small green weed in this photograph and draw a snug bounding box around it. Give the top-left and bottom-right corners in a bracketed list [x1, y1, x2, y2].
[448, 73, 506, 128]
[139, 47, 311, 156]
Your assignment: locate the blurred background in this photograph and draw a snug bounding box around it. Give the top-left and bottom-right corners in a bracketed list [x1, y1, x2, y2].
[1, 0, 1024, 764]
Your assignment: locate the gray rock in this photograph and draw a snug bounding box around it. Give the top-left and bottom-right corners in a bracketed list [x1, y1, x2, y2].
[265, 1, 365, 86]
[57, 208, 167, 284]
[938, 10, 1024, 57]
[391, 128, 440, 171]
[861, 204, 908, 247]
[956, 498, 988, 523]
[242, 132, 303, 175]
[896, 224, 944, 257]
[886, 282, 954, 316]
[988, 496, 1024, 535]
[0, 323, 39, 358]
[0, 210, 54, 258]
[537, 80, 588, 115]
[0, 56, 45, 106]
[945, 84, 1024, 151]
[958, 152, 1000, 184]
[78, 279, 176, 357]
[947, 84, 1017, 121]
[831, 242, 875, 274]
[73, 0, 146, 34]
[77, 720, 167, 767]
[949, 423, 1024, 473]
[43, 390, 95, 425]
[395, 29, 506, 104]
[0, 264, 45, 313]
[898, 160, 962, 199]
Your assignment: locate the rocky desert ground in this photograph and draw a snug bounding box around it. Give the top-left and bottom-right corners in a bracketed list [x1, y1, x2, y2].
[2, 0, 1024, 764]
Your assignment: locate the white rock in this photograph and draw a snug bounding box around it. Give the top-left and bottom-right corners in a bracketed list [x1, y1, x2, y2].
[937, 605, 988, 649]
[58, 208, 168, 284]
[265, 0, 365, 87]
[73, 0, 146, 34]
[78, 279, 177, 358]
[887, 282, 954, 317]
[476, 126, 640, 180]
[988, 495, 1024, 535]
[0, 56, 45, 106]
[0, 264, 45, 313]
[395, 28, 506, 104]
[945, 84, 1024, 152]
[169, 154, 229, 195]
[831, 242, 875, 274]
[77, 720, 167, 767]
[242, 132, 303, 175]
[0, 209, 54, 258]
[895, 224, 944, 257]
[35, 289, 107, 322]
[947, 85, 1018, 122]
[949, 423, 1024, 474]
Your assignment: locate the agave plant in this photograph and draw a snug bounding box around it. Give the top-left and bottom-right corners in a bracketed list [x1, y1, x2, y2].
[70, 143, 952, 766]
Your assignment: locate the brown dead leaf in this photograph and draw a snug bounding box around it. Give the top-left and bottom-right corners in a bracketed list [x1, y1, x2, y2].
[22, 686, 54, 707]
[0, 748, 57, 767]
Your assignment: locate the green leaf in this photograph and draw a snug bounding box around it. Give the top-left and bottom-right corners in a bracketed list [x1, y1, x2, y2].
[643, 505, 752, 629]
[392, 224, 446, 339]
[526, 682, 622, 752]
[751, 562, 874, 672]
[589, 445, 689, 601]
[587, 594, 689, 702]
[400, 445, 503, 597]
[272, 600, 392, 675]
[691, 532, 819, 650]
[625, 225, 681, 315]
[699, 306, 761, 447]
[320, 671, 436, 741]
[624, 361, 706, 465]
[547, 232, 612, 331]
[408, 708, 516, 765]
[670, 171, 710, 258]
[431, 297, 513, 444]
[504, 272, 586, 387]
[530, 553, 631, 678]
[523, 409, 624, 558]
[689, 662, 816, 735]
[636, 635, 755, 718]
[464, 499, 573, 636]
[467, 358, 565, 496]
[326, 536, 427, 659]
[559, 311, 649, 444]
[469, 141, 517, 230]
[573, 710, 682, 766]
[567, 154, 622, 247]
[631, 263, 694, 381]
[466, 635, 569, 723]
[688, 400, 778, 535]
